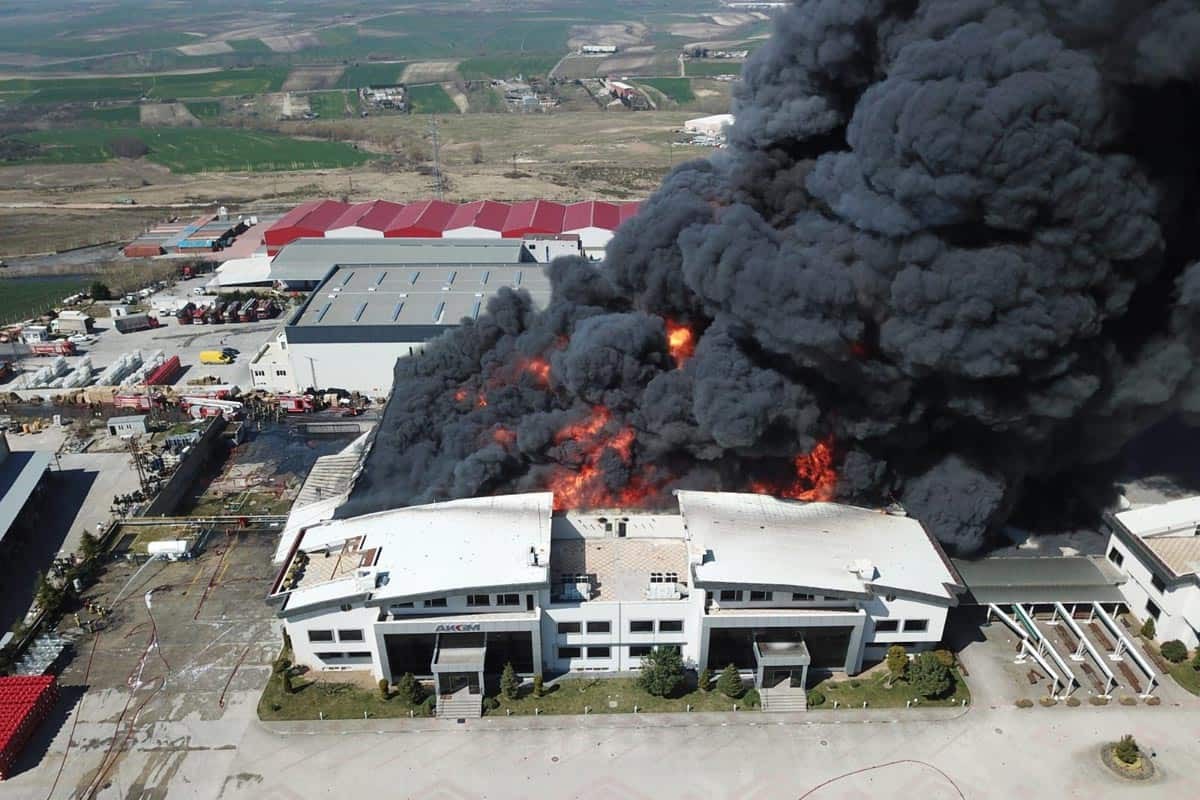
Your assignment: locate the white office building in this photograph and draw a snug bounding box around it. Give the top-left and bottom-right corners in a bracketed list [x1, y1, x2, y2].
[270, 490, 964, 715]
[1105, 497, 1200, 648]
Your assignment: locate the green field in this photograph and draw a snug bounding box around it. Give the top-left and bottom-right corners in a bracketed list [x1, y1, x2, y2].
[78, 105, 141, 124]
[0, 67, 290, 105]
[636, 77, 695, 104]
[341, 63, 407, 88]
[307, 91, 357, 119]
[185, 101, 222, 120]
[362, 13, 574, 57]
[228, 38, 271, 53]
[685, 60, 745, 77]
[0, 278, 91, 326]
[458, 55, 559, 81]
[406, 84, 458, 114]
[11, 127, 372, 173]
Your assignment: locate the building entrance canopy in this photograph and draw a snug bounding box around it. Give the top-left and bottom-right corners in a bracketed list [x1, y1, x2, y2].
[753, 636, 810, 689]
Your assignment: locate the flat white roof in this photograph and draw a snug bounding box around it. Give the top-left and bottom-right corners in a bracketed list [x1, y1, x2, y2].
[282, 493, 553, 611]
[1114, 496, 1200, 538]
[679, 491, 961, 602]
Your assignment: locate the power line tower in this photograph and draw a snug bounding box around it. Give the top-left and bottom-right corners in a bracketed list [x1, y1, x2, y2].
[428, 117, 443, 199]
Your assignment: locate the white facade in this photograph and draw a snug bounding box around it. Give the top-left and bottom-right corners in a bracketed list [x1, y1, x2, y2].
[271, 491, 963, 688]
[685, 113, 734, 137]
[248, 330, 298, 393]
[1105, 498, 1200, 648]
[286, 339, 425, 397]
[325, 227, 385, 239]
[559, 226, 613, 254]
[442, 226, 502, 239]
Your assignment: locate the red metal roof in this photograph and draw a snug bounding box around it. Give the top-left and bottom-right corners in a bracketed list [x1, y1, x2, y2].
[357, 200, 407, 232]
[327, 202, 376, 231]
[618, 200, 642, 225]
[445, 200, 511, 232]
[502, 200, 566, 238]
[263, 200, 324, 246]
[562, 200, 621, 231]
[263, 199, 349, 246]
[384, 199, 458, 237]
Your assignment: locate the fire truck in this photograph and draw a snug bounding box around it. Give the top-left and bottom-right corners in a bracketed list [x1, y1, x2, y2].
[179, 396, 243, 420]
[28, 341, 76, 356]
[277, 394, 316, 413]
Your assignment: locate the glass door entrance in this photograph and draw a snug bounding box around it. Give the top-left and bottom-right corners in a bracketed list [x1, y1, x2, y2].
[439, 672, 481, 696]
[763, 668, 805, 689]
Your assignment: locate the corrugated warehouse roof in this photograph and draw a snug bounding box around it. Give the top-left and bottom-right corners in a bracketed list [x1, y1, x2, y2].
[326, 202, 376, 232]
[503, 200, 566, 237]
[357, 200, 407, 232]
[444, 200, 510, 235]
[562, 200, 621, 231]
[385, 199, 458, 237]
[268, 237, 536, 284]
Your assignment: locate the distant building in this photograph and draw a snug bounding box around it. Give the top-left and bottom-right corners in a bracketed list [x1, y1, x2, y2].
[106, 415, 148, 437]
[580, 44, 618, 55]
[1105, 497, 1200, 647]
[685, 113, 735, 138]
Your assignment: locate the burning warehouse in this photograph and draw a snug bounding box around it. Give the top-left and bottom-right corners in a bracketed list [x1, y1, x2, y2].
[339, 0, 1200, 557]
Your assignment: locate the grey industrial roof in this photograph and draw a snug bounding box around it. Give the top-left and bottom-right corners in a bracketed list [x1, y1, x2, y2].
[289, 264, 551, 334]
[269, 238, 535, 283]
[953, 556, 1127, 605]
[0, 450, 51, 547]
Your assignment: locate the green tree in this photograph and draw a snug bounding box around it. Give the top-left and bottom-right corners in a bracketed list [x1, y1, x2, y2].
[716, 663, 743, 698]
[500, 662, 520, 700]
[281, 670, 294, 694]
[1192, 649, 1200, 671]
[89, 281, 112, 301]
[885, 645, 909, 684]
[33, 571, 64, 617]
[637, 646, 685, 697]
[378, 678, 390, 700]
[1140, 617, 1156, 640]
[1160, 640, 1188, 663]
[397, 672, 423, 704]
[532, 674, 544, 698]
[1114, 734, 1140, 765]
[909, 651, 952, 699]
[78, 530, 101, 562]
[697, 667, 712, 693]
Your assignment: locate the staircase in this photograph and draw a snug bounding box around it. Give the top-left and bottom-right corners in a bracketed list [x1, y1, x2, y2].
[760, 685, 807, 713]
[437, 688, 482, 719]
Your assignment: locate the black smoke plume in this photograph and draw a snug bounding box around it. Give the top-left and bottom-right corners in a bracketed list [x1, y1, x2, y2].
[343, 0, 1200, 554]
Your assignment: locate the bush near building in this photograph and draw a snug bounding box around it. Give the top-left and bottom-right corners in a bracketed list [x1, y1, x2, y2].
[697, 667, 711, 693]
[1160, 640, 1188, 663]
[909, 651, 953, 699]
[885, 645, 909, 684]
[1114, 735, 1141, 766]
[1140, 617, 1156, 640]
[716, 664, 743, 698]
[500, 662, 520, 700]
[636, 647, 685, 698]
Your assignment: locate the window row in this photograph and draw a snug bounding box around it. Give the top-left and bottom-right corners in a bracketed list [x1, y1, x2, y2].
[558, 645, 682, 660]
[465, 593, 522, 607]
[873, 619, 928, 633]
[315, 651, 372, 661]
[308, 628, 364, 643]
[715, 590, 826, 603]
[557, 621, 610, 634]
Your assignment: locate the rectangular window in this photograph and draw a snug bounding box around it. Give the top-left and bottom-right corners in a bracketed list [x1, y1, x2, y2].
[346, 651, 371, 659]
[466, 594, 490, 606]
[558, 646, 581, 659]
[658, 620, 683, 633]
[792, 592, 815, 601]
[276, 369, 288, 377]
[337, 629, 364, 642]
[308, 629, 333, 642]
[392, 602, 413, 609]
[902, 619, 929, 633]
[1107, 547, 1125, 567]
[629, 620, 654, 633]
[649, 572, 679, 583]
[423, 598, 447, 608]
[497, 593, 520, 606]
[749, 590, 773, 602]
[874, 620, 899, 632]
[1151, 574, 1166, 593]
[719, 590, 743, 602]
[587, 646, 611, 659]
[316, 651, 344, 661]
[1146, 600, 1161, 620]
[629, 645, 652, 658]
[557, 622, 581, 634]
[586, 621, 611, 634]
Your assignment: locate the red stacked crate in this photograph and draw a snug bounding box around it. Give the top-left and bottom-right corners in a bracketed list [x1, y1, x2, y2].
[0, 676, 58, 780]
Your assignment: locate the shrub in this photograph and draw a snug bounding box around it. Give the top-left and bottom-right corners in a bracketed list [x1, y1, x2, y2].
[1146, 695, 1162, 706]
[1160, 640, 1188, 663]
[1119, 696, 1137, 706]
[909, 651, 952, 699]
[849, 679, 861, 689]
[1192, 650, 1200, 671]
[106, 135, 149, 159]
[273, 658, 291, 675]
[742, 688, 761, 708]
[1114, 734, 1140, 765]
[807, 690, 825, 707]
[933, 649, 956, 668]
[1015, 698, 1034, 708]
[397, 672, 423, 704]
[482, 696, 500, 711]
[78, 530, 102, 562]
[532, 674, 544, 698]
[500, 662, 520, 700]
[1039, 696, 1056, 707]
[378, 678, 390, 700]
[886, 645, 909, 682]
[1089, 696, 1109, 706]
[697, 667, 712, 693]
[421, 695, 437, 716]
[716, 664, 743, 698]
[281, 671, 294, 694]
[637, 647, 685, 698]
[89, 281, 112, 301]
[1066, 697, 1081, 706]
[1140, 617, 1156, 640]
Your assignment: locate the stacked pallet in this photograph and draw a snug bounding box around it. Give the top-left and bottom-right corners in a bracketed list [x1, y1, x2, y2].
[0, 676, 58, 780]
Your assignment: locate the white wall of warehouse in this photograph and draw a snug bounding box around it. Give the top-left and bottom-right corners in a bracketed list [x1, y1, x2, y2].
[286, 340, 426, 397]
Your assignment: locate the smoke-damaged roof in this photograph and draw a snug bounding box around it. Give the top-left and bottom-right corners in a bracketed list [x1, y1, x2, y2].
[287, 264, 552, 337]
[275, 493, 553, 612]
[680, 491, 962, 602]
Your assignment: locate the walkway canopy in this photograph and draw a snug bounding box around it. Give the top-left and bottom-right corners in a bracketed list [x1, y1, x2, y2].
[953, 556, 1126, 605]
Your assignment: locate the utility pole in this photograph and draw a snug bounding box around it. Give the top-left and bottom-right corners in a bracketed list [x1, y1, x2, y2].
[428, 117, 443, 199]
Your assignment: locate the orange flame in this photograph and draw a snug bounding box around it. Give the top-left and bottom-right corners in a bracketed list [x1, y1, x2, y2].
[750, 437, 837, 501]
[665, 320, 696, 366]
[454, 388, 468, 402]
[476, 392, 488, 408]
[492, 427, 515, 446]
[523, 357, 551, 386]
[545, 406, 650, 511]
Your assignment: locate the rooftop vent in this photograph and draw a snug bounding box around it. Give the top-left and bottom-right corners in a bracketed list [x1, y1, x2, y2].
[847, 559, 877, 581]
